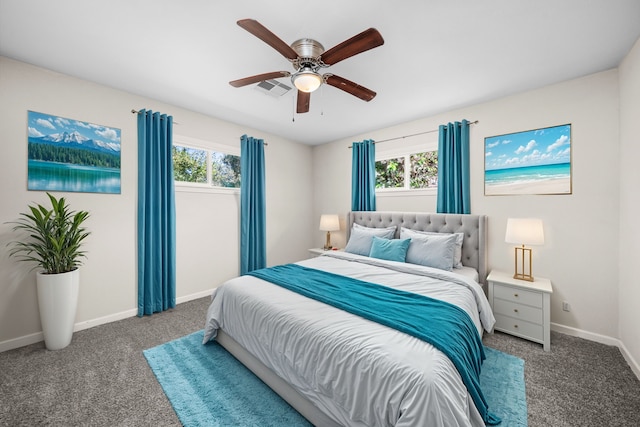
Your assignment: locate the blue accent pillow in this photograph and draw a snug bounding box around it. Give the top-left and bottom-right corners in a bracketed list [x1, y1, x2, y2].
[369, 236, 411, 262]
[402, 232, 457, 271]
[344, 225, 396, 256]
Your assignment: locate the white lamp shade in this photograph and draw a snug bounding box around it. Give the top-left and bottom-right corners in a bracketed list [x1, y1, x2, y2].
[319, 214, 340, 232]
[292, 70, 322, 93]
[505, 218, 544, 245]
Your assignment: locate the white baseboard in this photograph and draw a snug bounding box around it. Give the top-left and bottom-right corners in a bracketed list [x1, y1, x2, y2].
[176, 288, 214, 304]
[551, 322, 640, 380]
[0, 288, 215, 353]
[618, 340, 640, 381]
[0, 331, 45, 353]
[73, 307, 139, 333]
[551, 322, 620, 346]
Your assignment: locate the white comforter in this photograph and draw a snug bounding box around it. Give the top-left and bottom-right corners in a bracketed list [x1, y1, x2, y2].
[204, 252, 496, 427]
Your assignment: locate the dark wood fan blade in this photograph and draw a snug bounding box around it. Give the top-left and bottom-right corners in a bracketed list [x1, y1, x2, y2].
[237, 19, 298, 61]
[320, 28, 384, 66]
[229, 71, 290, 87]
[325, 75, 376, 102]
[297, 90, 310, 113]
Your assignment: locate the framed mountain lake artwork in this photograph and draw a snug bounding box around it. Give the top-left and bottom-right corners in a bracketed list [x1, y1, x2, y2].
[27, 111, 121, 194]
[484, 124, 571, 196]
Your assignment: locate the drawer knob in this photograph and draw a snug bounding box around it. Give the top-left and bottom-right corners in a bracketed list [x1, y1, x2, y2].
[514, 309, 519, 313]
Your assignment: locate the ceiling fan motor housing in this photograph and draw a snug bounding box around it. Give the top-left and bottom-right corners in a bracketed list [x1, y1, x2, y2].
[290, 38, 325, 70]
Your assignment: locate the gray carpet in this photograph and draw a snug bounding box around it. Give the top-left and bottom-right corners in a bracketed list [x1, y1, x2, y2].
[1, 296, 639, 427]
[483, 330, 640, 427]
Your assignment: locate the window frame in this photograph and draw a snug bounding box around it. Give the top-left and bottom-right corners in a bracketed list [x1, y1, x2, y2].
[375, 141, 439, 197]
[173, 135, 241, 194]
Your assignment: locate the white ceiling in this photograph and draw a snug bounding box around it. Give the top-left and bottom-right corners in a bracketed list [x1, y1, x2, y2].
[1, 0, 639, 145]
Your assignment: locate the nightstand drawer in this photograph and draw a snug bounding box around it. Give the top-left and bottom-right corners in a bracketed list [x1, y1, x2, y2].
[494, 314, 544, 341]
[493, 298, 542, 324]
[493, 285, 542, 308]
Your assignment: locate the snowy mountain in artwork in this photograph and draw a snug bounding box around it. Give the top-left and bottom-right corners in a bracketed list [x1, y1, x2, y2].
[31, 130, 120, 156]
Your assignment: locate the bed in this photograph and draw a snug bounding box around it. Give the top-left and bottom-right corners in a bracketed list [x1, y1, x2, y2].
[203, 211, 496, 426]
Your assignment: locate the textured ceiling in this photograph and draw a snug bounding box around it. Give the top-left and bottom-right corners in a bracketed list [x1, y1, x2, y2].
[1, 0, 639, 145]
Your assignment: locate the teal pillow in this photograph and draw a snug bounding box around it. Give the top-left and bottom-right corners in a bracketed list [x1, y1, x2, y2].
[369, 236, 411, 262]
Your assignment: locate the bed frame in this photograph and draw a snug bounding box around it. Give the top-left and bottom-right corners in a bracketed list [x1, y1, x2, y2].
[216, 211, 488, 426]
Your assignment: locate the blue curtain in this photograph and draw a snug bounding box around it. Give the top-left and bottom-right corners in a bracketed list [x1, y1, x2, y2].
[437, 120, 470, 214]
[351, 139, 376, 211]
[240, 134, 266, 275]
[137, 109, 176, 316]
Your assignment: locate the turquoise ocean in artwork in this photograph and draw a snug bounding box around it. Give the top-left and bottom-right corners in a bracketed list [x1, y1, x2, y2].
[28, 160, 121, 194]
[485, 162, 570, 186]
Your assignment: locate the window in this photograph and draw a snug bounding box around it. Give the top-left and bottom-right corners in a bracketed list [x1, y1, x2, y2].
[210, 151, 241, 188]
[409, 151, 438, 188]
[376, 150, 438, 191]
[173, 146, 207, 184]
[376, 156, 405, 189]
[172, 136, 240, 192]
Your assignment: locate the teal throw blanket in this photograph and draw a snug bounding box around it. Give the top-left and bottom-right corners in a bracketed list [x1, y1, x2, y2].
[248, 264, 501, 425]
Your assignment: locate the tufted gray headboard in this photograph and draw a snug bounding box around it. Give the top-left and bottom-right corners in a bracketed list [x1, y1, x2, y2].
[348, 211, 488, 284]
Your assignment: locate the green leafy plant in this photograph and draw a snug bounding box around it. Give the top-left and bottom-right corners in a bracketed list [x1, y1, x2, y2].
[8, 193, 90, 274]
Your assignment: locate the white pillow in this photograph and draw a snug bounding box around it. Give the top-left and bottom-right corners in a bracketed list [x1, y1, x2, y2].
[401, 228, 464, 268]
[344, 224, 396, 257]
[400, 228, 458, 271]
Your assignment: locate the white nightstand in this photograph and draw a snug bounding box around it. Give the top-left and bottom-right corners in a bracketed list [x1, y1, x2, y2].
[308, 248, 342, 258]
[308, 248, 327, 257]
[487, 270, 553, 351]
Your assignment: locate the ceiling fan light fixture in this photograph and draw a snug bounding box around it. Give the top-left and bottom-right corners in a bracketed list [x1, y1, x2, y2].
[292, 68, 323, 93]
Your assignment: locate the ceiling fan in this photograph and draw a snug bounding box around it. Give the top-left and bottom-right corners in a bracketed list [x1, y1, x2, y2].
[229, 19, 384, 114]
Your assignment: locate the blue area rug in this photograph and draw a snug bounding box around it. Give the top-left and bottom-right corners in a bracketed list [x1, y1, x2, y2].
[481, 347, 528, 426]
[144, 330, 526, 426]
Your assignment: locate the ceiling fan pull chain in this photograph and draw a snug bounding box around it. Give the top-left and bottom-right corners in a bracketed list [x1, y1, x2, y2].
[292, 93, 295, 122]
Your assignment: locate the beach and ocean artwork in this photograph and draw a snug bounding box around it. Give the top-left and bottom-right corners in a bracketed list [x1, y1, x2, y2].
[27, 111, 121, 194]
[484, 124, 571, 195]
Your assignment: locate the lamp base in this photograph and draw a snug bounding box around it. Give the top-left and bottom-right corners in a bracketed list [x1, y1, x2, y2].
[323, 231, 333, 251]
[513, 246, 534, 282]
[513, 273, 534, 282]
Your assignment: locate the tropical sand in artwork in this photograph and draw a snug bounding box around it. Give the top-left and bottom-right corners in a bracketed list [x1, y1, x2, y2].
[485, 176, 571, 195]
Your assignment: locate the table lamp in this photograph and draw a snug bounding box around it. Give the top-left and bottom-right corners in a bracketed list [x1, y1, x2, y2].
[505, 218, 544, 282]
[319, 214, 340, 250]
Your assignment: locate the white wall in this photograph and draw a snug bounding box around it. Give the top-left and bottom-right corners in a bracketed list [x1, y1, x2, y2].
[0, 57, 314, 349]
[314, 69, 622, 341]
[618, 37, 640, 372]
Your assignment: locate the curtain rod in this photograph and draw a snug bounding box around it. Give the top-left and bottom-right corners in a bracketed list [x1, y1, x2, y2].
[348, 120, 478, 148]
[131, 109, 181, 125]
[130, 109, 270, 146]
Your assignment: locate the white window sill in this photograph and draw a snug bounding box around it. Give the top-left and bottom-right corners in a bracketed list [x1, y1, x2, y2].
[376, 188, 437, 197]
[175, 183, 240, 195]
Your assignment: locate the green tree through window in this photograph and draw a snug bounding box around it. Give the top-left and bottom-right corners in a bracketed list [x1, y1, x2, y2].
[375, 157, 405, 188]
[173, 146, 207, 183]
[410, 151, 438, 188]
[375, 151, 438, 190]
[212, 152, 241, 188]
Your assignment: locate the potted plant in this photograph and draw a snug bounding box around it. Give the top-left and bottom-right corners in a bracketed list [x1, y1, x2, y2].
[8, 193, 90, 350]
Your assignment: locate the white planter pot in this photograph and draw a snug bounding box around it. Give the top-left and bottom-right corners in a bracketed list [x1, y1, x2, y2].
[36, 269, 80, 350]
